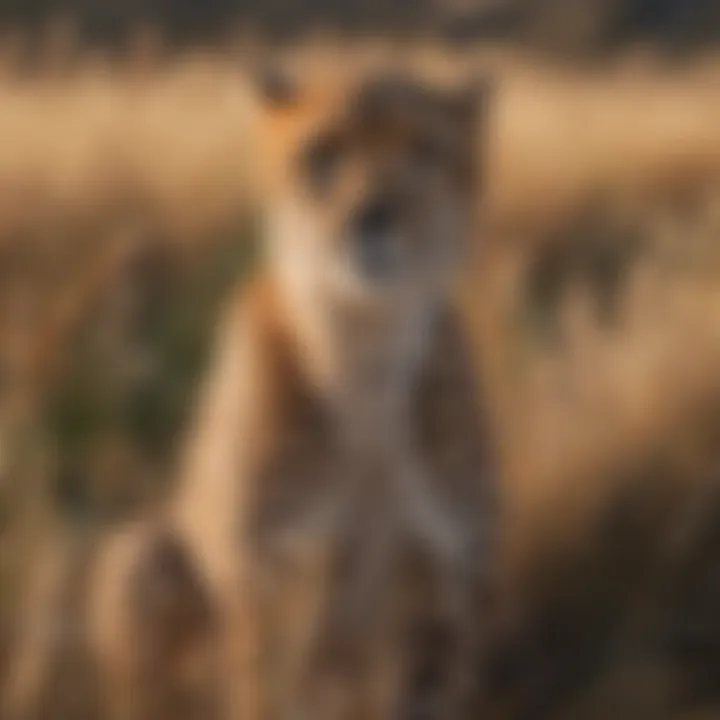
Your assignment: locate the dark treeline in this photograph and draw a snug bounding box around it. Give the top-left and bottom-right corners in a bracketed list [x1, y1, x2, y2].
[0, 0, 719, 56]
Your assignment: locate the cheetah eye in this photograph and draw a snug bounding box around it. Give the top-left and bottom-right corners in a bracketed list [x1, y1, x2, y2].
[302, 133, 344, 190]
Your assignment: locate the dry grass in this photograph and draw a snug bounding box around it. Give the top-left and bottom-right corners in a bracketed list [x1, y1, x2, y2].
[2, 44, 720, 718]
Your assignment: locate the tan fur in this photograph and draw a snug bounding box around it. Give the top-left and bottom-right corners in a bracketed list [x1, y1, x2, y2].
[2, 68, 497, 720]
[168, 276, 497, 720]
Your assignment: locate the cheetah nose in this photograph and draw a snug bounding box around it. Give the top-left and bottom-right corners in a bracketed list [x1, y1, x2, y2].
[350, 198, 402, 280]
[353, 198, 397, 241]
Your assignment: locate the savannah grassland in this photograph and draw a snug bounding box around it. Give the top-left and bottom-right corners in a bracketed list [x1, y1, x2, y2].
[2, 40, 720, 718]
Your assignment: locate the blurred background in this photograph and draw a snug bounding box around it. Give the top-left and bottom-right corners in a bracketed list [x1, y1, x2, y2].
[1, 1, 720, 718]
